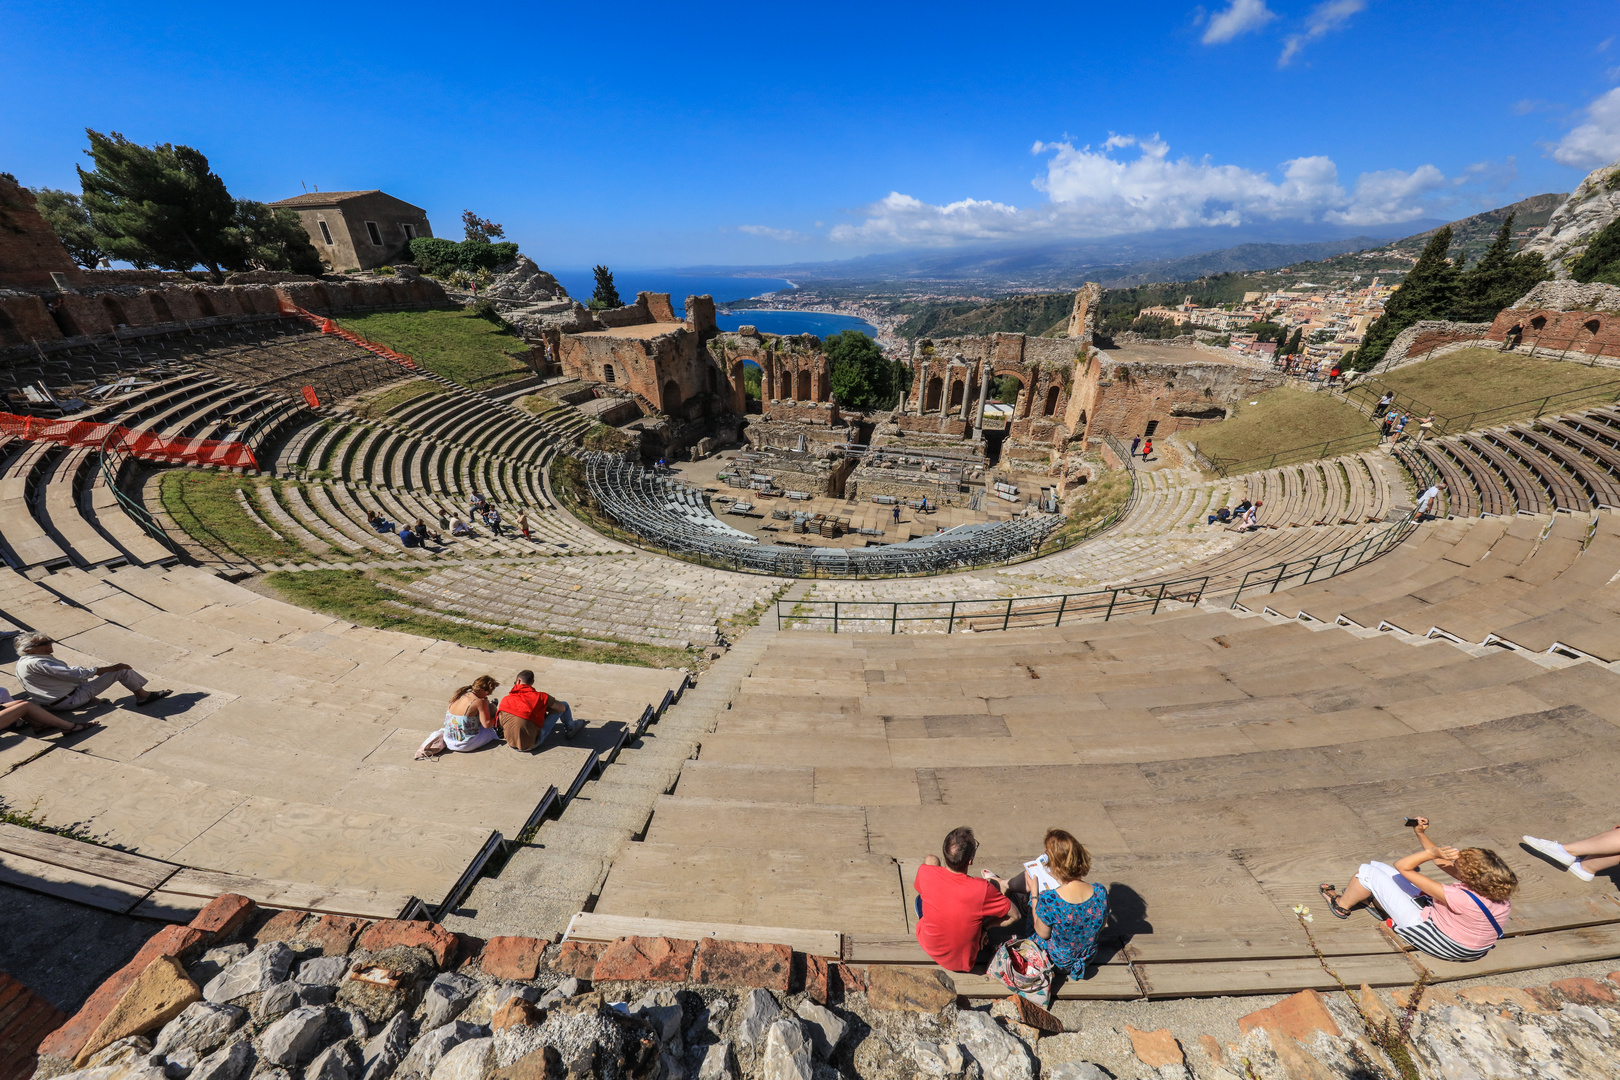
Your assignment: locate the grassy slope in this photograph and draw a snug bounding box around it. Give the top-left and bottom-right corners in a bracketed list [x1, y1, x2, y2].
[160, 471, 325, 563]
[1189, 389, 1373, 467]
[1375, 349, 1620, 420]
[265, 569, 692, 669]
[350, 379, 444, 420]
[335, 309, 531, 388]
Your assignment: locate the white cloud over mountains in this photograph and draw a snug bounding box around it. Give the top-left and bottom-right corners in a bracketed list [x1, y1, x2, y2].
[1552, 87, 1620, 169]
[824, 135, 1451, 248]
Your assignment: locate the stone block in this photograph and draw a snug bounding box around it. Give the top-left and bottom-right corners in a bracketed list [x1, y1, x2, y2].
[540, 941, 603, 980]
[357, 920, 458, 966]
[77, 956, 202, 1065]
[691, 939, 791, 992]
[791, 1000, 845, 1061]
[591, 936, 696, 983]
[1123, 1026, 1182, 1069]
[1267, 1033, 1338, 1080]
[865, 966, 956, 1014]
[761, 1019, 812, 1080]
[1237, 989, 1342, 1040]
[306, 915, 368, 956]
[40, 924, 209, 1063]
[152, 1001, 246, 1058]
[490, 999, 543, 1031]
[488, 1046, 561, 1080]
[802, 955, 829, 1004]
[253, 911, 309, 948]
[1549, 977, 1617, 1005]
[480, 937, 545, 981]
[1391, 985, 1457, 1012]
[1455, 986, 1548, 1013]
[1197, 1035, 1225, 1066]
[262, 1005, 331, 1067]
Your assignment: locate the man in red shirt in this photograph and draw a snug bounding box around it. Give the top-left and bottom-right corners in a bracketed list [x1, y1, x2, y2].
[913, 826, 1020, 971]
[495, 670, 583, 751]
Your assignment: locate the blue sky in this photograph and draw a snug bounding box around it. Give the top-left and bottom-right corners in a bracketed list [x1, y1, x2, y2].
[4, 1, 1619, 268]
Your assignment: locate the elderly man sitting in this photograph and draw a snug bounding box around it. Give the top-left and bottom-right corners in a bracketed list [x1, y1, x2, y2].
[15, 633, 169, 711]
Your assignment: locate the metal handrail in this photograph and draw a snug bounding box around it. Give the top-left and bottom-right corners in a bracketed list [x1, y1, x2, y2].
[96, 426, 184, 555]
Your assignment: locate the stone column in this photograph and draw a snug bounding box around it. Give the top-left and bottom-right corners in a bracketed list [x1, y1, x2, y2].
[972, 361, 990, 430]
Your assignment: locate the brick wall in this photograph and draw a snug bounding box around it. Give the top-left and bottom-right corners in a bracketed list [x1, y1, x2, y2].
[0, 179, 81, 289]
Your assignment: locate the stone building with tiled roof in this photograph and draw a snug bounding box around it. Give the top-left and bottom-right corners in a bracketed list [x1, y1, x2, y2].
[269, 190, 433, 271]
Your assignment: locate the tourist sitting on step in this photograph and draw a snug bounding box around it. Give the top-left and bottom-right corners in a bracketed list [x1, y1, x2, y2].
[0, 686, 101, 735]
[413, 518, 442, 544]
[1320, 817, 1516, 962]
[914, 826, 1021, 972]
[989, 829, 1108, 982]
[451, 517, 473, 536]
[470, 492, 488, 514]
[399, 525, 420, 549]
[1523, 828, 1620, 882]
[1239, 501, 1262, 531]
[366, 510, 395, 533]
[494, 669, 583, 751]
[1208, 506, 1234, 526]
[441, 676, 501, 752]
[15, 633, 171, 712]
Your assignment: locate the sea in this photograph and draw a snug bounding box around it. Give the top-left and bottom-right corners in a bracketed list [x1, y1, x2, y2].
[548, 270, 877, 340]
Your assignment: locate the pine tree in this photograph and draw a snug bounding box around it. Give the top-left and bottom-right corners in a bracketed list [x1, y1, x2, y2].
[1454, 213, 1552, 320]
[30, 187, 107, 268]
[77, 129, 239, 281]
[1351, 226, 1461, 369]
[589, 265, 622, 310]
[1570, 215, 1620, 286]
[231, 200, 324, 275]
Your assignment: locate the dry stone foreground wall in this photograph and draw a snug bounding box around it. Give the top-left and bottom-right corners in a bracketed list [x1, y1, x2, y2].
[28, 896, 1620, 1080]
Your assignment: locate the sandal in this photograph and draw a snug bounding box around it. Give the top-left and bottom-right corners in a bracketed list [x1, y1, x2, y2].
[67, 720, 103, 733]
[135, 689, 172, 707]
[1319, 884, 1351, 920]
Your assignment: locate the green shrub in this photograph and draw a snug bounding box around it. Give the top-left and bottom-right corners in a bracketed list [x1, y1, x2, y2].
[410, 237, 462, 276]
[458, 240, 519, 272]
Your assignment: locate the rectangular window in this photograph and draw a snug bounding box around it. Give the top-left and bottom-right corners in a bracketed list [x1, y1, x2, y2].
[365, 221, 383, 246]
[317, 219, 334, 246]
[402, 223, 416, 240]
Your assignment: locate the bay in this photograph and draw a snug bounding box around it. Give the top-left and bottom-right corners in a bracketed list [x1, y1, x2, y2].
[547, 269, 876, 339]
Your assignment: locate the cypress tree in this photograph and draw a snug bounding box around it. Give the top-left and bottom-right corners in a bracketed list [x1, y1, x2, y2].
[589, 265, 622, 310]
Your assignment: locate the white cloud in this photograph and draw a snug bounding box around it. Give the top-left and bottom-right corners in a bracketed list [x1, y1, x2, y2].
[737, 224, 807, 242]
[1201, 0, 1276, 45]
[826, 135, 1452, 248]
[1552, 87, 1620, 169]
[1280, 0, 1365, 66]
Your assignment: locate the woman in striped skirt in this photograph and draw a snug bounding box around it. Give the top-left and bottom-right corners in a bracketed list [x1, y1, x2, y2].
[1319, 817, 1518, 962]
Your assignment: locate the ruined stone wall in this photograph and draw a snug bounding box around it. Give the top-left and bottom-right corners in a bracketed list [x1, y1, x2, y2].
[0, 179, 81, 289]
[1485, 282, 1620, 360]
[761, 401, 842, 427]
[1067, 281, 1101, 341]
[906, 333, 1080, 430]
[1084, 358, 1281, 440]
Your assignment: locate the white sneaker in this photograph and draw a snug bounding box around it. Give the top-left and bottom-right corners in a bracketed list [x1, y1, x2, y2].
[1523, 836, 1575, 866]
[1570, 859, 1596, 882]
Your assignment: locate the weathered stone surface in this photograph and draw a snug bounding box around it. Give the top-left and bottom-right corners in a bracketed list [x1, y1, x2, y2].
[867, 966, 957, 1014]
[78, 958, 202, 1066]
[1042, 1062, 1107, 1080]
[955, 1012, 1034, 1080]
[307, 916, 369, 957]
[591, 937, 696, 983]
[629, 989, 682, 1047]
[761, 1020, 812, 1080]
[337, 946, 438, 1026]
[536, 980, 580, 1011]
[188, 895, 256, 939]
[1123, 1026, 1183, 1069]
[1550, 976, 1618, 1005]
[1237, 989, 1341, 1041]
[1456, 986, 1548, 1013]
[397, 1021, 485, 1080]
[299, 957, 355, 987]
[691, 940, 791, 992]
[421, 974, 480, 1029]
[479, 939, 544, 982]
[1525, 164, 1620, 277]
[358, 922, 458, 967]
[152, 1002, 245, 1059]
[253, 982, 301, 1023]
[490, 1000, 543, 1032]
[203, 943, 294, 1004]
[42, 926, 209, 1064]
[540, 944, 602, 982]
[909, 1040, 966, 1078]
[802, 956, 830, 1005]
[431, 1038, 492, 1080]
[735, 990, 781, 1054]
[486, 1046, 560, 1080]
[360, 1012, 413, 1080]
[1196, 1035, 1224, 1066]
[262, 1006, 332, 1067]
[189, 1040, 254, 1080]
[301, 985, 338, 1008]
[306, 1040, 362, 1080]
[990, 996, 1061, 1035]
[790, 1001, 844, 1061]
[695, 1041, 737, 1080]
[1392, 985, 1458, 1012]
[187, 945, 248, 990]
[252, 911, 309, 948]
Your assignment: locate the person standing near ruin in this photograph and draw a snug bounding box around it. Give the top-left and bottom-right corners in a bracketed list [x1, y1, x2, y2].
[1417, 482, 1446, 520]
[1373, 392, 1394, 419]
[1130, 436, 1141, 458]
[1141, 438, 1153, 461]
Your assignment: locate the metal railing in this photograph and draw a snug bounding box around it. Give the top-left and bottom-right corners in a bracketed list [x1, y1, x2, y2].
[96, 428, 184, 557]
[776, 576, 1210, 633]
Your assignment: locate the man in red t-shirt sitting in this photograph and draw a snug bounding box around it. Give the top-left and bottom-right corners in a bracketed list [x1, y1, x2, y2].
[913, 826, 1020, 971]
[495, 670, 583, 751]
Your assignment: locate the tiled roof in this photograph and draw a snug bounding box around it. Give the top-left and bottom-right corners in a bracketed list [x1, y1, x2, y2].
[269, 190, 382, 207]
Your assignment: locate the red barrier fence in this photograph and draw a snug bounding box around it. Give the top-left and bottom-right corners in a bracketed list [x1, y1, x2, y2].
[0, 412, 258, 470]
[277, 296, 417, 369]
[301, 385, 321, 408]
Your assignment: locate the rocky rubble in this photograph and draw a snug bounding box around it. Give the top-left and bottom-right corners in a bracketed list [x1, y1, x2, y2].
[30, 898, 1620, 1080]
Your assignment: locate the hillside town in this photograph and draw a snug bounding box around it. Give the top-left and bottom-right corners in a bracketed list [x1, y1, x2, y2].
[1138, 279, 1398, 364]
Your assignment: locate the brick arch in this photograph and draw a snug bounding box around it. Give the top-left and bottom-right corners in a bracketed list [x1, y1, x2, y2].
[1044, 384, 1062, 416]
[923, 376, 943, 412]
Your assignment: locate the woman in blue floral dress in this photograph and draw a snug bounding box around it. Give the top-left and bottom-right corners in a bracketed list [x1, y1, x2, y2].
[1026, 829, 1108, 979]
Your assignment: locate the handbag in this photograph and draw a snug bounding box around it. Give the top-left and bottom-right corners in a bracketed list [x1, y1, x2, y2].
[988, 937, 1054, 1005]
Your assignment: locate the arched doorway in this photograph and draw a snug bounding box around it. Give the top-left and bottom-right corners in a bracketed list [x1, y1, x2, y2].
[924, 376, 943, 412]
[662, 379, 683, 413]
[1044, 385, 1061, 416]
[947, 379, 965, 411]
[796, 370, 811, 400]
[603, 364, 616, 383]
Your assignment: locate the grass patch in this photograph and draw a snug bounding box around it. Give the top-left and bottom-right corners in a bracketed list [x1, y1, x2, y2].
[584, 423, 634, 454]
[160, 470, 312, 564]
[335, 309, 532, 389]
[1043, 466, 1133, 548]
[263, 569, 694, 669]
[1191, 388, 1374, 469]
[351, 379, 444, 420]
[1373, 348, 1620, 422]
[517, 394, 563, 415]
